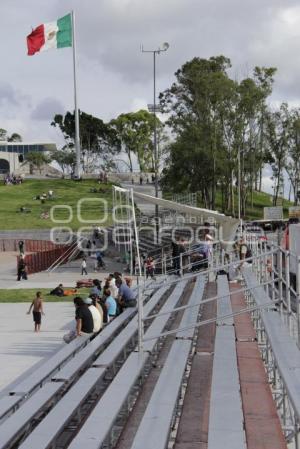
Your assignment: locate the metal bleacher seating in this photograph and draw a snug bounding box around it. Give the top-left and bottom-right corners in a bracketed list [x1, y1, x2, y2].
[243, 267, 300, 421]
[66, 280, 189, 449]
[207, 275, 246, 449]
[0, 334, 91, 422]
[130, 275, 206, 449]
[16, 284, 172, 449]
[0, 383, 64, 449]
[0, 283, 161, 448]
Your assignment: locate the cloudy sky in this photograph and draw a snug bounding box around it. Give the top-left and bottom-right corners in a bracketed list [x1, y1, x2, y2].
[1, 0, 300, 192]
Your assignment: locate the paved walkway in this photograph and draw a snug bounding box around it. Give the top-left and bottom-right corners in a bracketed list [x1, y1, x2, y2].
[0, 251, 126, 289]
[0, 302, 74, 395]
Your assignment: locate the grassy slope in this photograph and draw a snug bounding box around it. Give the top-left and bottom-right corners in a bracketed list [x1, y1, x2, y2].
[0, 180, 292, 230]
[0, 179, 113, 230]
[197, 189, 293, 220]
[0, 288, 91, 303]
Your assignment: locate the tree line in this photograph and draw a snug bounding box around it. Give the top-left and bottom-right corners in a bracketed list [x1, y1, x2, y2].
[3, 54, 300, 216]
[159, 56, 300, 214]
[50, 109, 165, 176]
[49, 55, 300, 215]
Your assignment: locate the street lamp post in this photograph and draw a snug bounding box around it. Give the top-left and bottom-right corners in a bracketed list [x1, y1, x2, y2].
[142, 43, 169, 243]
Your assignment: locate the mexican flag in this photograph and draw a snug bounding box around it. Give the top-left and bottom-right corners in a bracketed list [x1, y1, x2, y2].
[27, 13, 72, 56]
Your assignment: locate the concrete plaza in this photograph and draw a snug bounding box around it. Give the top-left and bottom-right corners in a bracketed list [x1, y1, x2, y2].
[0, 302, 74, 395]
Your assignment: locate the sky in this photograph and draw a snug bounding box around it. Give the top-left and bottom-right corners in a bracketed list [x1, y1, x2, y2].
[1, 0, 300, 194]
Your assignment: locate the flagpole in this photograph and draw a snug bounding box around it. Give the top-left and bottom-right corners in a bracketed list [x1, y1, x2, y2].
[71, 10, 81, 178]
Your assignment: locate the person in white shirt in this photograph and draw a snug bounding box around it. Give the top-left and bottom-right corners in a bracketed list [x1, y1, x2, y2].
[81, 257, 88, 275]
[84, 297, 102, 332]
[107, 273, 119, 298]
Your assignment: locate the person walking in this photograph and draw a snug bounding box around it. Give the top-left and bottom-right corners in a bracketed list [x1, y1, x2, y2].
[81, 257, 88, 276]
[27, 291, 44, 332]
[18, 240, 24, 255]
[17, 256, 28, 281]
[145, 256, 155, 279]
[171, 239, 180, 275]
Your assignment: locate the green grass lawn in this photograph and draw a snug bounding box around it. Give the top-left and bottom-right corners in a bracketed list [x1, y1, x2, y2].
[0, 179, 113, 230]
[197, 190, 293, 220]
[0, 287, 91, 303]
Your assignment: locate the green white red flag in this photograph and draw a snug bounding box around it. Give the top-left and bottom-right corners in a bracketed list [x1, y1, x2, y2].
[27, 13, 72, 56]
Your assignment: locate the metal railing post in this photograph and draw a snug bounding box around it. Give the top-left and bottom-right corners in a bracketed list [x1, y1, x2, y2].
[180, 253, 183, 277]
[271, 243, 275, 303]
[263, 242, 269, 295]
[285, 250, 291, 330]
[137, 279, 143, 354]
[296, 256, 300, 348]
[278, 248, 283, 309]
[258, 241, 262, 283]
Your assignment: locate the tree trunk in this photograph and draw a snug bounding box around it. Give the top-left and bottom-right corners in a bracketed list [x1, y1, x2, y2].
[127, 151, 133, 172]
[231, 170, 235, 216]
[259, 166, 262, 192]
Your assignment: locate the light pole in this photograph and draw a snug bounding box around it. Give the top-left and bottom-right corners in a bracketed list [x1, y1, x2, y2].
[142, 42, 169, 243]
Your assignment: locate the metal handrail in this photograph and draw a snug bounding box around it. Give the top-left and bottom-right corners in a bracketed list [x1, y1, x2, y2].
[47, 237, 84, 273]
[143, 277, 279, 321]
[143, 298, 278, 342]
[143, 249, 277, 292]
[46, 240, 78, 272]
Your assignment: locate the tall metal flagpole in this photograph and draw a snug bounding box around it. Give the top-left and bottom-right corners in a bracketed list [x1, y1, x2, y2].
[71, 11, 81, 178]
[131, 188, 143, 353]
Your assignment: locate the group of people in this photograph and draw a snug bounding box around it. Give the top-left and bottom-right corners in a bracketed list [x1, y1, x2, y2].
[33, 190, 54, 202]
[80, 252, 106, 275]
[4, 174, 24, 185]
[132, 174, 156, 185]
[72, 273, 136, 336]
[27, 273, 137, 337]
[97, 172, 108, 184]
[171, 231, 214, 275]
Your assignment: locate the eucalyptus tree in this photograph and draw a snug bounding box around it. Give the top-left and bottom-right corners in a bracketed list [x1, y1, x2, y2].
[284, 112, 300, 205]
[265, 103, 290, 206]
[160, 56, 275, 214]
[110, 110, 163, 172]
[51, 111, 120, 173]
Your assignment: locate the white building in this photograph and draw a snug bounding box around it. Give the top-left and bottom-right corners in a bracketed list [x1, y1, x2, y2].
[0, 142, 56, 174]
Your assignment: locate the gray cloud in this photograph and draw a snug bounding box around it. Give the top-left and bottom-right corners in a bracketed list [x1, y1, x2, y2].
[1, 0, 300, 142]
[31, 97, 64, 121]
[0, 83, 22, 107]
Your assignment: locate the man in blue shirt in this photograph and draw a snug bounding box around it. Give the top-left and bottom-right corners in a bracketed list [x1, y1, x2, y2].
[116, 278, 136, 312]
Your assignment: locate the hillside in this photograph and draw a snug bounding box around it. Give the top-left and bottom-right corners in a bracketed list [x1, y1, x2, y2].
[0, 179, 113, 230]
[196, 189, 293, 220]
[0, 179, 293, 231]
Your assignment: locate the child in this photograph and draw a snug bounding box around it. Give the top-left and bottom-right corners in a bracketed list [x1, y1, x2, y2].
[27, 291, 44, 332]
[81, 257, 88, 275]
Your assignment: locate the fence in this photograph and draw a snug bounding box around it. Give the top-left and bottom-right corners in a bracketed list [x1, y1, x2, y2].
[17, 246, 72, 275]
[0, 239, 59, 253]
